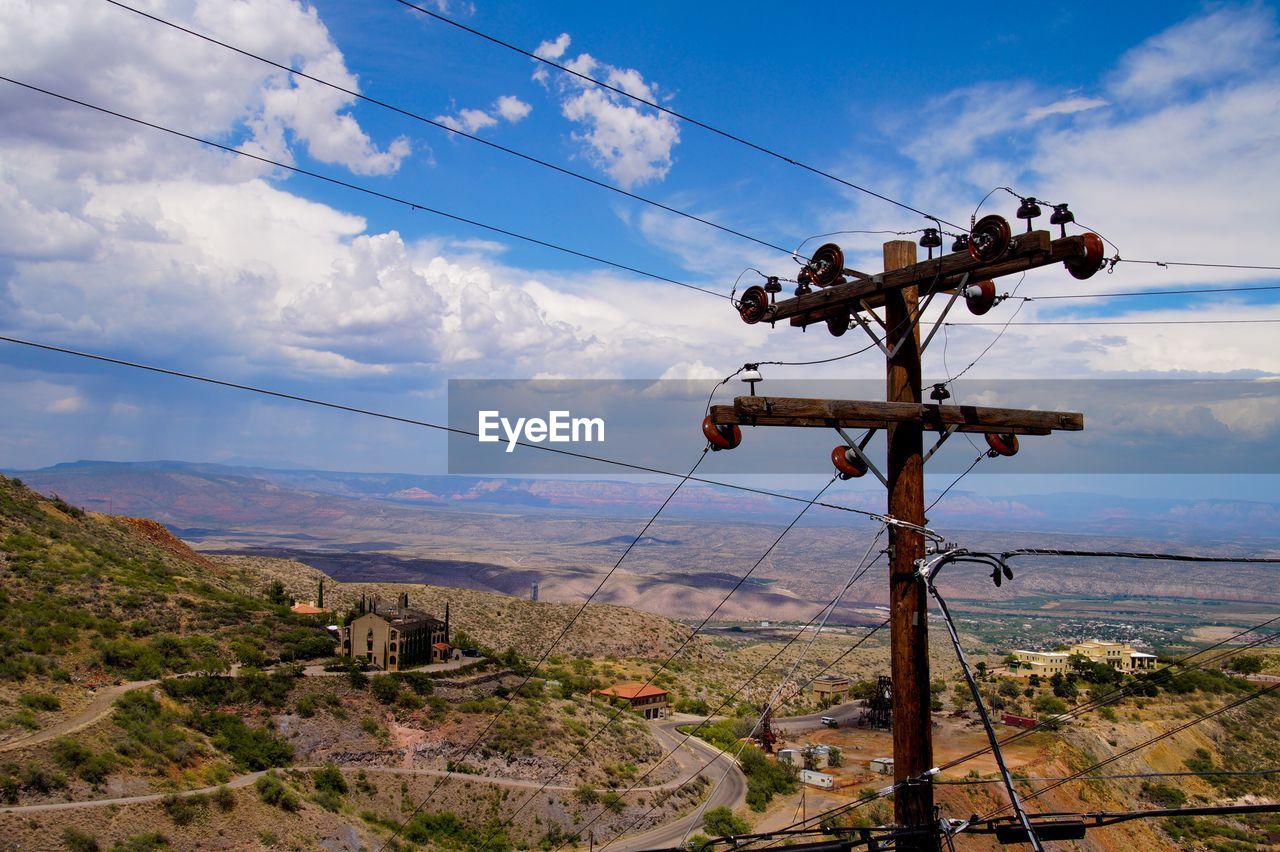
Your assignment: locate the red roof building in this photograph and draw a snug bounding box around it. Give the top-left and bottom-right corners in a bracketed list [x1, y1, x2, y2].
[595, 682, 671, 719]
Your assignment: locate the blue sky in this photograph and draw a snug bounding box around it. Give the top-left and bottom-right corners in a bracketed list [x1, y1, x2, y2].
[1, 0, 1278, 505]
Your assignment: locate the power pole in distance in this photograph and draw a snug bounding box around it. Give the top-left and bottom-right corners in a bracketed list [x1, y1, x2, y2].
[707, 219, 1097, 848]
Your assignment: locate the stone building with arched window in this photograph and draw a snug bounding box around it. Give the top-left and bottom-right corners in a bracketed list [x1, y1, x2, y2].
[336, 593, 451, 671]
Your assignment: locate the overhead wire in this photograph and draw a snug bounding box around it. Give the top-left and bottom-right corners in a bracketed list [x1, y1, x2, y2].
[937, 768, 1280, 785]
[377, 447, 711, 850]
[0, 335, 900, 524]
[580, 536, 891, 849]
[0, 76, 729, 301]
[482, 476, 856, 848]
[978, 680, 1280, 823]
[101, 0, 798, 259]
[672, 527, 889, 850]
[774, 612, 1280, 837]
[390, 0, 965, 231]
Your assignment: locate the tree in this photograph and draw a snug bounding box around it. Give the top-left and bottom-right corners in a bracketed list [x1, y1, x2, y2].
[975, 661, 988, 679]
[1231, 655, 1264, 675]
[266, 580, 290, 607]
[951, 683, 974, 711]
[827, 746, 842, 768]
[702, 806, 749, 838]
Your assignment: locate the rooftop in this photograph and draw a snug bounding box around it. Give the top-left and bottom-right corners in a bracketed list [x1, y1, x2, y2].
[598, 682, 669, 700]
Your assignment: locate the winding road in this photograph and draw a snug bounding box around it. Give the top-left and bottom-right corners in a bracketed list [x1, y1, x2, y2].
[604, 716, 748, 852]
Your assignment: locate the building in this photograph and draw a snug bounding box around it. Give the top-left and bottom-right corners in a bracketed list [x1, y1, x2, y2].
[800, 770, 835, 789]
[594, 682, 670, 720]
[870, 757, 894, 775]
[1012, 639, 1157, 677]
[336, 593, 450, 672]
[812, 675, 851, 703]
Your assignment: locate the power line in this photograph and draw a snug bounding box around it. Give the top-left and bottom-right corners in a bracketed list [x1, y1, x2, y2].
[1118, 259, 1280, 272]
[947, 318, 1280, 326]
[937, 767, 1280, 785]
[578, 543, 891, 849]
[379, 449, 710, 850]
[101, 0, 797, 259]
[482, 477, 852, 848]
[0, 75, 728, 301]
[1031, 283, 1280, 300]
[389, 0, 964, 232]
[979, 680, 1280, 822]
[0, 334, 898, 522]
[777, 613, 1280, 837]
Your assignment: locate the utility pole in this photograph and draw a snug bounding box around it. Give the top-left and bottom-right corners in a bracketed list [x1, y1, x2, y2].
[705, 218, 1098, 849]
[882, 240, 933, 833]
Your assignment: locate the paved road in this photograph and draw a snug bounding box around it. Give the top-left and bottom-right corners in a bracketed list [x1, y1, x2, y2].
[774, 699, 865, 736]
[604, 716, 748, 852]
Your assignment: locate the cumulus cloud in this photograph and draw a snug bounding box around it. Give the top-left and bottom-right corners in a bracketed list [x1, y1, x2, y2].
[435, 95, 531, 134]
[0, 0, 410, 176]
[875, 1, 1280, 320]
[532, 33, 680, 189]
[1108, 5, 1279, 100]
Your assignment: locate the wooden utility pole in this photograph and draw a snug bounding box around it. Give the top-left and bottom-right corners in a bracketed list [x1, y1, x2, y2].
[707, 223, 1097, 849]
[881, 240, 934, 837]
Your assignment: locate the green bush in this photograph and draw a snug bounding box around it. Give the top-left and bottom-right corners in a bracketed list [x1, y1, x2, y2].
[702, 806, 749, 837]
[212, 784, 235, 812]
[106, 832, 168, 852]
[371, 675, 400, 705]
[314, 763, 348, 796]
[19, 692, 60, 712]
[61, 827, 99, 852]
[161, 792, 206, 826]
[1142, 782, 1187, 808]
[193, 712, 291, 771]
[256, 770, 300, 811]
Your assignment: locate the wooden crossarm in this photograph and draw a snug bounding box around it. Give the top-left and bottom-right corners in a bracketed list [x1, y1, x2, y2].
[708, 397, 1083, 435]
[755, 230, 1091, 328]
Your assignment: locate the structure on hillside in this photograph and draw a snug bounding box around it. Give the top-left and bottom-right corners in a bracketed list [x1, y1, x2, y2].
[812, 674, 851, 704]
[1012, 640, 1156, 677]
[336, 593, 452, 671]
[859, 675, 893, 730]
[594, 682, 670, 719]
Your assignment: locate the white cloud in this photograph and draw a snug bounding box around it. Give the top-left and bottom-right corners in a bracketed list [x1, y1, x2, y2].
[435, 95, 531, 135]
[1025, 96, 1107, 122]
[533, 35, 680, 189]
[877, 2, 1280, 309]
[535, 33, 571, 61]
[494, 95, 532, 123]
[47, 395, 87, 414]
[0, 0, 410, 177]
[1108, 5, 1279, 100]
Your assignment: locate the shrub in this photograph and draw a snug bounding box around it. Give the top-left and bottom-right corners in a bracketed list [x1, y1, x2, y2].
[61, 827, 99, 852]
[1142, 782, 1187, 808]
[371, 675, 400, 705]
[19, 692, 60, 712]
[212, 784, 235, 812]
[1231, 655, 1264, 675]
[574, 783, 599, 804]
[162, 792, 206, 826]
[314, 763, 348, 796]
[256, 771, 300, 811]
[702, 806, 749, 837]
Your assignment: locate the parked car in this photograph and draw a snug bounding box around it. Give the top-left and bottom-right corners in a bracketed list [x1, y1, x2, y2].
[820, 715, 839, 728]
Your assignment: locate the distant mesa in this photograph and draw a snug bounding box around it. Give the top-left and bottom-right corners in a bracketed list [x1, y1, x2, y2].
[388, 487, 444, 502]
[581, 534, 683, 547]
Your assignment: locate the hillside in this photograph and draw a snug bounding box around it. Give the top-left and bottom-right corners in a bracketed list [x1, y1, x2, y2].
[218, 553, 717, 662]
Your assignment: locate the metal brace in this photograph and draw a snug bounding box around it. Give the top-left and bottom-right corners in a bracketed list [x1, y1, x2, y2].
[834, 426, 888, 487]
[923, 425, 959, 464]
[920, 272, 970, 355]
